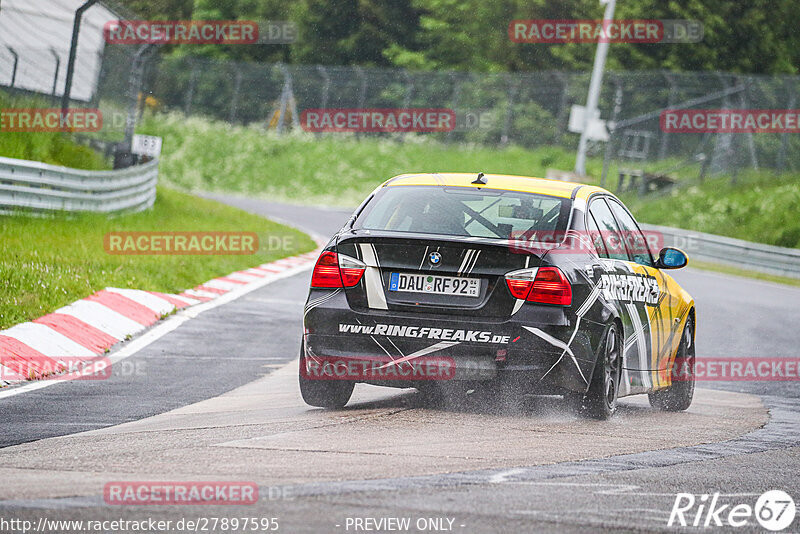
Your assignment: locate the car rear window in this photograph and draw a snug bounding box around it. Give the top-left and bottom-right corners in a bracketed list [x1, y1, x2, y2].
[355, 185, 570, 239]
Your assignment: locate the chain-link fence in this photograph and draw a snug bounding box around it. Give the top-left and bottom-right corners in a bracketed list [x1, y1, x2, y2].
[3, 45, 799, 187]
[136, 57, 800, 186]
[0, 44, 139, 164]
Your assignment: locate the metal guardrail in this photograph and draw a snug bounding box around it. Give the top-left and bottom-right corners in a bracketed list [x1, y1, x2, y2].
[641, 223, 800, 279]
[0, 156, 157, 215]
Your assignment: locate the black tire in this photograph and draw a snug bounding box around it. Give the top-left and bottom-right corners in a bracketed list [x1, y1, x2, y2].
[416, 382, 474, 409]
[298, 345, 354, 408]
[574, 323, 623, 420]
[416, 383, 445, 407]
[649, 316, 695, 412]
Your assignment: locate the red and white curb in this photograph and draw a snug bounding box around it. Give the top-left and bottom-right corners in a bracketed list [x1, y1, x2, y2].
[0, 249, 321, 387]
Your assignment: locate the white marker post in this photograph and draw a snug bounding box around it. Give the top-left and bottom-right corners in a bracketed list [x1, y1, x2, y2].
[575, 0, 617, 177]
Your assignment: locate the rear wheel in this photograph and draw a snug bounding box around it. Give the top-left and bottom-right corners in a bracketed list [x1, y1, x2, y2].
[416, 382, 470, 408]
[573, 323, 622, 420]
[298, 344, 354, 408]
[649, 316, 695, 412]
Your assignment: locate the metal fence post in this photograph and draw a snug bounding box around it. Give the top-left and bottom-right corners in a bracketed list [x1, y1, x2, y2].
[501, 74, 518, 146]
[184, 62, 198, 116]
[355, 66, 367, 109]
[658, 72, 677, 160]
[6, 46, 18, 87]
[317, 66, 330, 109]
[400, 70, 414, 141]
[738, 76, 759, 171]
[118, 43, 159, 168]
[61, 0, 100, 112]
[554, 72, 570, 142]
[777, 78, 795, 172]
[446, 72, 462, 142]
[49, 48, 61, 104]
[600, 78, 623, 187]
[91, 49, 106, 109]
[316, 66, 330, 138]
[229, 65, 242, 124]
[276, 64, 294, 134]
[137, 52, 158, 120]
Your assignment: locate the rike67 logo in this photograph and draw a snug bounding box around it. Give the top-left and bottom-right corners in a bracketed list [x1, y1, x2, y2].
[668, 490, 796, 531]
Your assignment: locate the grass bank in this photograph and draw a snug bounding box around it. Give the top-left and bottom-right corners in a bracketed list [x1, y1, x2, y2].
[0, 188, 315, 330]
[142, 112, 800, 250]
[0, 91, 109, 170]
[621, 170, 800, 249]
[139, 113, 606, 207]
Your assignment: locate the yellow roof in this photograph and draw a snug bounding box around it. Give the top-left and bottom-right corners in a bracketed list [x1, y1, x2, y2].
[383, 173, 610, 200]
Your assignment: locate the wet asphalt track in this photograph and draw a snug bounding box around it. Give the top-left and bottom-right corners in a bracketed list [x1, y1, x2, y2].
[0, 194, 798, 533]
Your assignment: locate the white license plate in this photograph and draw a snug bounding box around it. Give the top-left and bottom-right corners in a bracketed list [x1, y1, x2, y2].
[389, 272, 480, 297]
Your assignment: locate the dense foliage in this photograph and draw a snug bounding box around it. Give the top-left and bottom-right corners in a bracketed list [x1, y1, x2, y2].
[119, 0, 799, 74]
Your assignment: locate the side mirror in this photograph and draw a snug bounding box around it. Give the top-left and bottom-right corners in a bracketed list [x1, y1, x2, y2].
[655, 247, 688, 269]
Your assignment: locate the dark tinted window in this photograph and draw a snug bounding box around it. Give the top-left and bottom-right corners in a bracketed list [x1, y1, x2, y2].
[357, 186, 570, 239]
[586, 211, 608, 258]
[607, 199, 653, 266]
[587, 198, 628, 261]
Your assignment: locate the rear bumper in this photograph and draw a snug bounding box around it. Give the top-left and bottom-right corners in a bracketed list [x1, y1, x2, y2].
[303, 289, 603, 393]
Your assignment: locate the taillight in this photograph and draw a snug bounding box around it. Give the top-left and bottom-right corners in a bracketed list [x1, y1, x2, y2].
[504, 268, 537, 299]
[311, 251, 366, 288]
[504, 267, 572, 306]
[338, 253, 366, 287]
[529, 267, 572, 305]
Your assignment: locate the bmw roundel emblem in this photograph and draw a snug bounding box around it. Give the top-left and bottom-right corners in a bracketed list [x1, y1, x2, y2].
[429, 251, 442, 265]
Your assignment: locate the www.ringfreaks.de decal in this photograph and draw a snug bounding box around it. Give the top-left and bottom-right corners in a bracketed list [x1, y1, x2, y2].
[339, 324, 511, 344]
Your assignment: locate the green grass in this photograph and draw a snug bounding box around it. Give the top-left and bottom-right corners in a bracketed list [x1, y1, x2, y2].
[0, 187, 315, 330]
[140, 112, 800, 250]
[139, 112, 607, 207]
[621, 170, 800, 248]
[0, 91, 109, 170]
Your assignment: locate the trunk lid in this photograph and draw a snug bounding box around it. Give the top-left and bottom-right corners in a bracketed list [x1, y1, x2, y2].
[336, 231, 542, 318]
